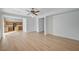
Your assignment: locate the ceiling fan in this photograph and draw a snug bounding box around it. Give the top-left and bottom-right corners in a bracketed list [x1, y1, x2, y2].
[26, 8, 40, 16]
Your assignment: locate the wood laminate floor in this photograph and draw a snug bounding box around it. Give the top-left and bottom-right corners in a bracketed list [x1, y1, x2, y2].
[0, 32, 79, 51]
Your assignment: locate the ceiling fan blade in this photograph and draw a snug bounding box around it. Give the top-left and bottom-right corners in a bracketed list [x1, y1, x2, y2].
[34, 11, 40, 13]
[34, 13, 38, 15]
[36, 11, 40, 12]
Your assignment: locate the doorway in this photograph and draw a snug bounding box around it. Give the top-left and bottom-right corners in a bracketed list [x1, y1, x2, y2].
[4, 17, 23, 34]
[38, 18, 44, 32]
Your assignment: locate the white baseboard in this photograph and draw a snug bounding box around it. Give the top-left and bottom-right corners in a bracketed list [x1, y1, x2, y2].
[52, 33, 79, 41]
[44, 32, 79, 41]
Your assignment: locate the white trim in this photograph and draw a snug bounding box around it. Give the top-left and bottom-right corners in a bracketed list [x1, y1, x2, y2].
[53, 33, 79, 41]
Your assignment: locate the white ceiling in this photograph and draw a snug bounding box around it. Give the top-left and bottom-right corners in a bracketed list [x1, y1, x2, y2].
[1, 8, 79, 17]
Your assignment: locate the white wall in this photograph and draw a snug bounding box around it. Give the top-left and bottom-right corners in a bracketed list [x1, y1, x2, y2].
[23, 18, 27, 32]
[46, 15, 53, 34]
[27, 17, 37, 32]
[33, 17, 37, 31]
[53, 10, 79, 40]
